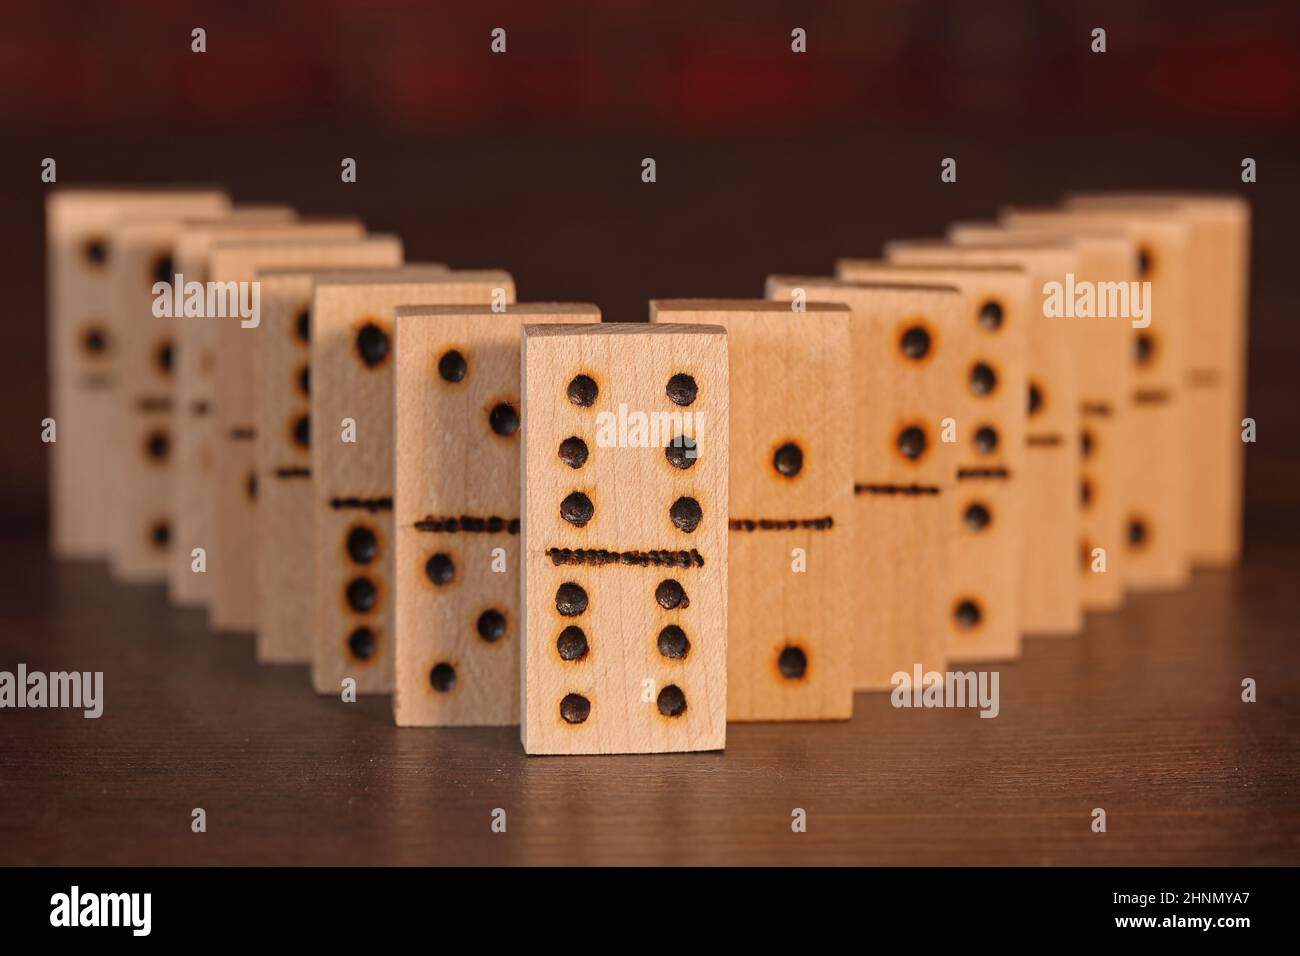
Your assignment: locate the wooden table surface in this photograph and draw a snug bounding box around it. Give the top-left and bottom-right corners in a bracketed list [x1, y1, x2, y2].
[2, 526, 1296, 867]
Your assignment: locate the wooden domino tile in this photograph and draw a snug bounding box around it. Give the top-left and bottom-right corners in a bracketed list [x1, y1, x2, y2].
[254, 264, 446, 665]
[1009, 206, 1192, 591]
[312, 271, 516, 696]
[1067, 193, 1250, 566]
[520, 323, 729, 754]
[977, 212, 1138, 608]
[884, 240, 1083, 636]
[106, 207, 298, 582]
[168, 217, 363, 607]
[45, 189, 228, 561]
[833, 262, 1028, 662]
[392, 303, 599, 726]
[765, 278, 962, 689]
[649, 299, 854, 721]
[105, 217, 211, 581]
[950, 219, 1133, 613]
[206, 237, 405, 634]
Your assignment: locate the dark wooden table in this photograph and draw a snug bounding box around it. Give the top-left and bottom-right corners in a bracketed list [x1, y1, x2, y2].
[2, 526, 1296, 866]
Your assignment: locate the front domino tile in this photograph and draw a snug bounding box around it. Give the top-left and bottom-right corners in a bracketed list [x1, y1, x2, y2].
[885, 240, 1083, 637]
[649, 299, 854, 721]
[254, 264, 447, 665]
[392, 303, 600, 727]
[45, 188, 228, 562]
[765, 279, 963, 691]
[832, 262, 1029, 662]
[312, 271, 516, 696]
[520, 323, 729, 755]
[206, 237, 406, 635]
[168, 217, 364, 608]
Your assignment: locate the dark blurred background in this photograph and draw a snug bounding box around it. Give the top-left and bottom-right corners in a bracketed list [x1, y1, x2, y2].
[2, 0, 1297, 542]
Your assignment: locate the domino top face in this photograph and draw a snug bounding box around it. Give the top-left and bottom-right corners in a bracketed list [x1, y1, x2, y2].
[173, 218, 361, 282]
[831, 262, 1030, 475]
[765, 278, 964, 487]
[1065, 191, 1248, 222]
[521, 323, 729, 754]
[392, 303, 600, 727]
[311, 271, 517, 695]
[649, 300, 853, 721]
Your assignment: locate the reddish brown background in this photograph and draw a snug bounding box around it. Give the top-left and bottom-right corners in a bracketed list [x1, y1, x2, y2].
[2, 0, 1298, 540]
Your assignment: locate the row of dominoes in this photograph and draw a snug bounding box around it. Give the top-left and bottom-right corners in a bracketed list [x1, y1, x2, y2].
[46, 190, 1249, 754]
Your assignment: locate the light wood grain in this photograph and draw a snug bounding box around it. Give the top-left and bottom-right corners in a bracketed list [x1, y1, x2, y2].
[1000, 208, 1193, 591]
[106, 217, 212, 583]
[45, 189, 229, 561]
[521, 323, 729, 753]
[884, 241, 1082, 636]
[393, 303, 598, 727]
[834, 262, 1028, 662]
[169, 217, 364, 607]
[766, 279, 961, 689]
[650, 299, 854, 720]
[949, 219, 1133, 613]
[207, 236, 403, 635]
[1066, 193, 1251, 566]
[312, 271, 516, 696]
[254, 264, 446, 665]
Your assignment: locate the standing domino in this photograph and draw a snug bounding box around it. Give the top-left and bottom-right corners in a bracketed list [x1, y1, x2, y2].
[169, 217, 364, 607]
[392, 303, 600, 726]
[207, 236, 406, 633]
[962, 212, 1138, 611]
[649, 300, 854, 720]
[312, 271, 516, 696]
[255, 264, 446, 665]
[520, 323, 729, 754]
[765, 279, 962, 689]
[46, 189, 228, 560]
[1066, 193, 1250, 566]
[885, 241, 1083, 635]
[107, 206, 293, 583]
[832, 263, 1029, 661]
